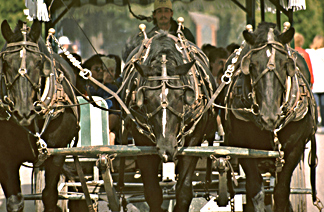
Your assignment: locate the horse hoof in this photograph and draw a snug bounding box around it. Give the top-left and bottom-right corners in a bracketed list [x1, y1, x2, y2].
[7, 193, 24, 212]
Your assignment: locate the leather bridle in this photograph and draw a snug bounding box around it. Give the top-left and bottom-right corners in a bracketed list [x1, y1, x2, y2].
[0, 42, 50, 110]
[130, 55, 204, 145]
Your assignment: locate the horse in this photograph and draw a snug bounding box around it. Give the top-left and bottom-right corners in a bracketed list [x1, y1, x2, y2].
[218, 22, 317, 211]
[120, 32, 217, 211]
[0, 20, 80, 212]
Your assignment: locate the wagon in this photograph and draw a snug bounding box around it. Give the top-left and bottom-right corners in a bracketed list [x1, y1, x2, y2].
[19, 0, 321, 211]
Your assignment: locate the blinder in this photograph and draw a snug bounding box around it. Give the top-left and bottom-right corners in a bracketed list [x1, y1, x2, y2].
[241, 53, 251, 75]
[135, 87, 144, 107]
[184, 87, 195, 105]
[0, 56, 7, 101]
[286, 57, 296, 77]
[42, 58, 52, 77]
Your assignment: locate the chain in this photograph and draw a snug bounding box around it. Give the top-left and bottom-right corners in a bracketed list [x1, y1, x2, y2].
[221, 41, 245, 84]
[46, 29, 92, 80]
[273, 130, 285, 183]
[230, 197, 235, 212]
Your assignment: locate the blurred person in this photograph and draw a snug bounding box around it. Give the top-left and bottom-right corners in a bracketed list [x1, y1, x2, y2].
[226, 42, 240, 54]
[208, 47, 229, 86]
[148, 0, 195, 43]
[294, 32, 314, 86]
[102, 55, 122, 145]
[201, 43, 217, 59]
[207, 47, 229, 140]
[58, 36, 72, 54]
[122, 0, 195, 61]
[306, 35, 324, 126]
[82, 54, 121, 144]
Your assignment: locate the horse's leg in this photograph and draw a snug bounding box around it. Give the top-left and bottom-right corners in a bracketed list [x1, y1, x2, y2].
[0, 162, 24, 212]
[273, 137, 305, 212]
[239, 158, 265, 212]
[173, 155, 199, 212]
[42, 155, 66, 212]
[137, 155, 164, 212]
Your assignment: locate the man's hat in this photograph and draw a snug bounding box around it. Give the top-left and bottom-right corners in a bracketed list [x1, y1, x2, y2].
[58, 36, 71, 45]
[154, 0, 172, 11]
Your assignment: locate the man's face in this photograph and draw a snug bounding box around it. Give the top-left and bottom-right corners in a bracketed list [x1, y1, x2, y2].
[103, 67, 115, 84]
[91, 64, 105, 82]
[153, 8, 173, 29]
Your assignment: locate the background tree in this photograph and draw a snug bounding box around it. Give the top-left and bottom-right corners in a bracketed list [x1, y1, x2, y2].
[0, 0, 26, 47]
[0, 0, 323, 56]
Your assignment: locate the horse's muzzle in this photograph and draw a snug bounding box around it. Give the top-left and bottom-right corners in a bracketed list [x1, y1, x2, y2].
[12, 109, 37, 126]
[157, 146, 178, 163]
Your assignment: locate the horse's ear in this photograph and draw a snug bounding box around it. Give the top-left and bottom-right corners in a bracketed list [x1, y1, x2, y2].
[241, 53, 251, 75]
[243, 30, 256, 45]
[29, 20, 41, 42]
[175, 60, 195, 75]
[134, 62, 152, 77]
[1, 20, 14, 42]
[279, 27, 295, 45]
[286, 57, 296, 76]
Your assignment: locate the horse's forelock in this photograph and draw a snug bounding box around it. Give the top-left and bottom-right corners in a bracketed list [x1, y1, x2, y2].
[254, 22, 281, 45]
[144, 33, 183, 75]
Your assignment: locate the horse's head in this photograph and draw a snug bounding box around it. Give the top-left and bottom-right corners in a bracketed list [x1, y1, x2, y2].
[132, 34, 195, 162]
[1, 20, 54, 126]
[240, 22, 295, 130]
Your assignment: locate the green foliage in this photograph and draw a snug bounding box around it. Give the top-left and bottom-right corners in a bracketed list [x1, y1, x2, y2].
[0, 0, 323, 57]
[294, 0, 324, 48]
[256, 0, 323, 48]
[0, 0, 26, 47]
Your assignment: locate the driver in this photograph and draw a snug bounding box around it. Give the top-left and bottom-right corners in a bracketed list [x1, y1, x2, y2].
[122, 0, 195, 61]
[147, 0, 195, 44]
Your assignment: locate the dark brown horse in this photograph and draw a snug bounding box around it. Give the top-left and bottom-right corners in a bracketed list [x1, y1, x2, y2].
[121, 32, 217, 211]
[0, 20, 79, 211]
[219, 22, 317, 211]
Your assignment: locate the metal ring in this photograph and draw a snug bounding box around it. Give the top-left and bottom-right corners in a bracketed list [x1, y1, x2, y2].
[80, 68, 91, 80]
[221, 75, 231, 84]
